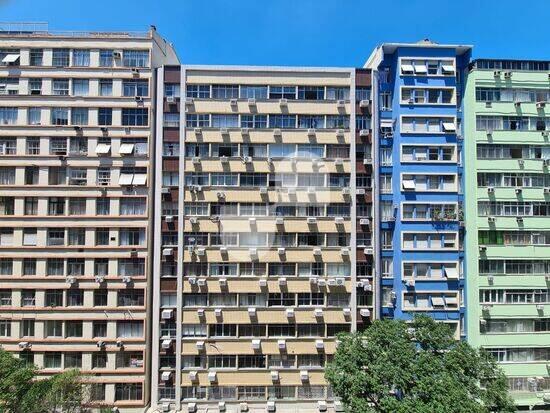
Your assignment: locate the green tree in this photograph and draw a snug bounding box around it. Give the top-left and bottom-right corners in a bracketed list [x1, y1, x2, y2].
[0, 349, 90, 413]
[325, 315, 515, 413]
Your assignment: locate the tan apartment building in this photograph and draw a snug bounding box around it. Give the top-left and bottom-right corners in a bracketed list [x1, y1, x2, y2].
[151, 65, 374, 413]
[0, 23, 177, 412]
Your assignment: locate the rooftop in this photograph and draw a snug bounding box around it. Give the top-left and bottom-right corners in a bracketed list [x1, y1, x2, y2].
[0, 22, 151, 39]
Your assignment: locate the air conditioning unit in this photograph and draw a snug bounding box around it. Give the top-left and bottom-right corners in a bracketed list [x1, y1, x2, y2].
[116, 340, 124, 348]
[165, 215, 174, 223]
[487, 186, 495, 193]
[359, 99, 370, 108]
[185, 98, 194, 105]
[308, 128, 316, 136]
[249, 248, 258, 257]
[217, 192, 226, 199]
[285, 308, 295, 318]
[313, 248, 322, 256]
[196, 248, 205, 256]
[277, 339, 286, 350]
[122, 276, 132, 284]
[544, 158, 550, 166]
[248, 307, 257, 317]
[249, 217, 257, 224]
[337, 129, 345, 137]
[247, 98, 256, 105]
[162, 248, 174, 256]
[406, 279, 415, 288]
[196, 341, 205, 351]
[278, 247, 286, 255]
[229, 98, 238, 106]
[340, 247, 350, 256]
[95, 275, 105, 284]
[270, 370, 279, 381]
[356, 188, 366, 195]
[273, 128, 282, 136]
[66, 276, 76, 284]
[252, 339, 261, 350]
[537, 304, 544, 311]
[343, 308, 351, 317]
[275, 217, 284, 225]
[161, 187, 170, 194]
[308, 187, 316, 194]
[188, 277, 197, 285]
[243, 156, 252, 163]
[317, 279, 326, 287]
[300, 370, 309, 381]
[189, 217, 198, 224]
[335, 277, 345, 286]
[515, 188, 522, 194]
[537, 101, 546, 109]
[482, 305, 491, 311]
[260, 187, 268, 194]
[187, 403, 197, 413]
[493, 70, 501, 77]
[337, 99, 345, 108]
[341, 187, 350, 195]
[360, 308, 371, 317]
[258, 278, 268, 287]
[479, 245, 487, 252]
[166, 95, 175, 104]
[193, 127, 202, 135]
[335, 158, 344, 166]
[359, 129, 369, 137]
[516, 216, 524, 222]
[318, 400, 328, 412]
[207, 371, 217, 383]
[488, 216, 495, 223]
[267, 401, 276, 412]
[514, 101, 521, 107]
[188, 370, 198, 381]
[307, 217, 317, 224]
[197, 308, 205, 317]
[309, 277, 318, 284]
[335, 216, 345, 224]
[327, 278, 337, 286]
[314, 308, 323, 318]
[218, 401, 226, 412]
[18, 342, 31, 349]
[504, 71, 512, 78]
[214, 308, 223, 317]
[197, 278, 206, 286]
[360, 218, 370, 226]
[287, 187, 296, 195]
[219, 277, 227, 286]
[161, 309, 174, 319]
[161, 371, 172, 382]
[239, 403, 249, 412]
[192, 157, 200, 164]
[161, 339, 172, 349]
[279, 98, 288, 106]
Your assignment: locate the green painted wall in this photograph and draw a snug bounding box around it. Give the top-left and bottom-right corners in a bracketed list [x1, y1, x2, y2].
[463, 67, 549, 408]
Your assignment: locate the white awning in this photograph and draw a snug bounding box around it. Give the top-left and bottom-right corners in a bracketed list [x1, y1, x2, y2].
[445, 296, 458, 306]
[401, 64, 414, 73]
[414, 64, 428, 74]
[443, 122, 456, 132]
[402, 179, 416, 190]
[442, 65, 455, 73]
[95, 144, 111, 155]
[380, 119, 394, 129]
[119, 143, 135, 155]
[444, 266, 459, 279]
[431, 296, 445, 307]
[118, 173, 134, 185]
[132, 174, 147, 186]
[2, 54, 20, 63]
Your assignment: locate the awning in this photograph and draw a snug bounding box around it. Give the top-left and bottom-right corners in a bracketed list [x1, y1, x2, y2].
[2, 54, 20, 64]
[380, 119, 394, 129]
[132, 174, 147, 186]
[444, 266, 459, 279]
[119, 143, 135, 155]
[118, 173, 134, 185]
[431, 296, 445, 307]
[402, 179, 416, 190]
[414, 64, 428, 74]
[95, 144, 111, 155]
[443, 122, 456, 132]
[442, 65, 455, 73]
[401, 64, 414, 73]
[445, 296, 458, 306]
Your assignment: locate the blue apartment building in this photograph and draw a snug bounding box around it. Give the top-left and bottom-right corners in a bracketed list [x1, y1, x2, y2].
[367, 41, 471, 338]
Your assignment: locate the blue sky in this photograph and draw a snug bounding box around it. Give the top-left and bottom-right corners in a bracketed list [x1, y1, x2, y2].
[1, 0, 548, 66]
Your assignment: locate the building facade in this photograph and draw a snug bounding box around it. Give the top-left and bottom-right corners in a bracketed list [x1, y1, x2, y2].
[463, 59, 550, 408]
[366, 42, 471, 338]
[151, 65, 374, 412]
[0, 23, 177, 411]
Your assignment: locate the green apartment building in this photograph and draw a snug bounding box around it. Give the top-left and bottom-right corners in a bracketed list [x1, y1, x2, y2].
[464, 59, 550, 409]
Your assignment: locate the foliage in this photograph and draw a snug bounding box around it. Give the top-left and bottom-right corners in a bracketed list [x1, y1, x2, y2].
[325, 316, 515, 413]
[0, 349, 90, 413]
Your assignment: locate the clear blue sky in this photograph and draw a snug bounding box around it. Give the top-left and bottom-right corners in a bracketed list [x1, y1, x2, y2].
[1, 0, 548, 66]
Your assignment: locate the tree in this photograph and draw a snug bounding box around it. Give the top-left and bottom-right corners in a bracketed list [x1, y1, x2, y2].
[325, 315, 515, 413]
[0, 349, 90, 413]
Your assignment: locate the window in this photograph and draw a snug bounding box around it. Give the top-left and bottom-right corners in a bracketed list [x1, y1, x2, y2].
[28, 79, 42, 95]
[269, 86, 296, 99]
[326, 87, 349, 100]
[0, 107, 18, 125]
[51, 108, 68, 125]
[240, 85, 267, 99]
[117, 321, 143, 338]
[115, 383, 143, 401]
[66, 321, 83, 337]
[28, 108, 41, 125]
[52, 79, 69, 96]
[72, 50, 90, 67]
[122, 108, 148, 126]
[99, 50, 114, 67]
[98, 108, 112, 125]
[123, 80, 148, 97]
[45, 320, 62, 337]
[23, 259, 36, 276]
[29, 49, 43, 66]
[44, 352, 62, 369]
[92, 353, 107, 369]
[96, 198, 110, 215]
[298, 86, 324, 100]
[94, 290, 108, 307]
[52, 49, 70, 67]
[0, 258, 12, 275]
[123, 50, 149, 68]
[71, 108, 88, 125]
[99, 79, 112, 96]
[72, 79, 89, 96]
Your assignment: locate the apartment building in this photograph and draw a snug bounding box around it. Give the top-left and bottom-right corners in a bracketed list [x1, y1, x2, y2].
[366, 41, 471, 338]
[0, 23, 177, 412]
[464, 59, 550, 408]
[151, 65, 374, 412]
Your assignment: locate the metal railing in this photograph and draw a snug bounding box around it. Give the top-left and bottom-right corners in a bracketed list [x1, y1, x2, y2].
[0, 22, 149, 38]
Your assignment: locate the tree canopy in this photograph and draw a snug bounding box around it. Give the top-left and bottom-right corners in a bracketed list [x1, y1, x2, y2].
[325, 315, 515, 413]
[0, 349, 89, 413]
